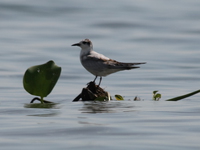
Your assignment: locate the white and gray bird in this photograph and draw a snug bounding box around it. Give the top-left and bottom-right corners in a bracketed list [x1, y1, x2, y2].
[72, 39, 146, 86]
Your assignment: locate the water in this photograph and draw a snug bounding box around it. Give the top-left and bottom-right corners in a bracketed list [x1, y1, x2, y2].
[0, 0, 200, 149]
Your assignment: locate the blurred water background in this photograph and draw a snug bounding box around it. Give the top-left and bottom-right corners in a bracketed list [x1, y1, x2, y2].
[0, 0, 200, 149]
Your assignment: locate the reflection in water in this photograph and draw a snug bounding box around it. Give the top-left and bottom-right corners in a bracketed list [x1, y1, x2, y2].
[24, 103, 61, 117]
[24, 103, 61, 109]
[78, 121, 106, 126]
[27, 112, 60, 117]
[80, 101, 137, 113]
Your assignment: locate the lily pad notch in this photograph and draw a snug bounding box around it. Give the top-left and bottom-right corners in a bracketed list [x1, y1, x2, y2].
[23, 60, 61, 104]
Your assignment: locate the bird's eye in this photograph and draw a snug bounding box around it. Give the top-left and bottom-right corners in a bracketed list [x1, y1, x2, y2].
[82, 41, 86, 44]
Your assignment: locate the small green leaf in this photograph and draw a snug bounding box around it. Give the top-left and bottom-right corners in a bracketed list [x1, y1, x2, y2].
[166, 89, 200, 101]
[154, 93, 161, 101]
[153, 91, 161, 101]
[23, 60, 61, 101]
[115, 95, 124, 100]
[153, 91, 158, 95]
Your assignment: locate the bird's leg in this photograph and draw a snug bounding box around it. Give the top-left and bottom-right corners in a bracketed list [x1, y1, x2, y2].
[93, 76, 98, 84]
[98, 77, 102, 86]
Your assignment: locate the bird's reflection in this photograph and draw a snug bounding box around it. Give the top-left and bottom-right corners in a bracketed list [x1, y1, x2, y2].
[80, 101, 136, 114]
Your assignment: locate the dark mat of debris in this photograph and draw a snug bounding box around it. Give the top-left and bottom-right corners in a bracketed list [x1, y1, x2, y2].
[73, 81, 108, 102]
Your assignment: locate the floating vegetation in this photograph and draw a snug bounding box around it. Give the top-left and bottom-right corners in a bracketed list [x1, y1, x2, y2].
[165, 89, 200, 101]
[23, 60, 61, 104]
[153, 91, 162, 101]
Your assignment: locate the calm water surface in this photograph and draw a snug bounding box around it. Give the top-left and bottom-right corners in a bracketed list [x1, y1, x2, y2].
[0, 0, 200, 149]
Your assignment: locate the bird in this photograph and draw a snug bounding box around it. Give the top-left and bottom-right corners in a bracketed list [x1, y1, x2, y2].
[71, 39, 146, 86]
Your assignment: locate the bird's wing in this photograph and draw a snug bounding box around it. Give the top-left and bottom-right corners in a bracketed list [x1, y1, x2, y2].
[89, 51, 110, 60]
[83, 50, 146, 70]
[86, 54, 145, 70]
[104, 59, 141, 69]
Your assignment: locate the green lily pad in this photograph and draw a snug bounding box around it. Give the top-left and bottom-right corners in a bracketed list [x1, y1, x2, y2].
[23, 60, 61, 101]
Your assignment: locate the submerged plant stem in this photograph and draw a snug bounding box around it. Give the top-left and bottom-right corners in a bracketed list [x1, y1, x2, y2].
[30, 97, 53, 103]
[40, 97, 44, 104]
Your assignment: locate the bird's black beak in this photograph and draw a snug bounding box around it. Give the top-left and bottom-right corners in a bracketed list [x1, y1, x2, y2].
[71, 43, 80, 46]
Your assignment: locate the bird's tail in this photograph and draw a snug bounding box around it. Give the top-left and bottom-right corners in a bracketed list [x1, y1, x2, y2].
[117, 62, 146, 69]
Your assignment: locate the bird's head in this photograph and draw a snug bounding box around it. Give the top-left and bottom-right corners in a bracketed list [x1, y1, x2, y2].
[71, 39, 93, 50]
